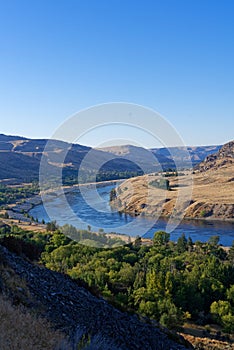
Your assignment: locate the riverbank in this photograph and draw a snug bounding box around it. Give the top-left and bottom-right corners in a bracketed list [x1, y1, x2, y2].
[110, 169, 234, 222]
[0, 179, 142, 245]
[4, 179, 123, 223]
[3, 178, 234, 246]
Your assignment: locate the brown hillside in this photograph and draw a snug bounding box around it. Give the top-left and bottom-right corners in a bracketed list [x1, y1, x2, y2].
[110, 141, 234, 221]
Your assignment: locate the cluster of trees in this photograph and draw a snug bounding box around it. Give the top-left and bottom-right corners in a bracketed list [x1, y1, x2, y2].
[96, 170, 144, 182]
[1, 224, 234, 334]
[149, 178, 170, 190]
[60, 224, 125, 248]
[63, 170, 144, 186]
[0, 183, 39, 206]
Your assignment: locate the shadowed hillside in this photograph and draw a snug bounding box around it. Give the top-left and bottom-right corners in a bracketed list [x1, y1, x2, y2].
[0, 133, 221, 184]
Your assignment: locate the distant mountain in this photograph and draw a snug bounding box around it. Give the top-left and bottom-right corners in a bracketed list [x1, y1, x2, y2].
[0, 133, 27, 142]
[0, 134, 144, 183]
[0, 152, 43, 181]
[151, 145, 222, 168]
[0, 133, 223, 183]
[98, 144, 176, 172]
[99, 144, 222, 169]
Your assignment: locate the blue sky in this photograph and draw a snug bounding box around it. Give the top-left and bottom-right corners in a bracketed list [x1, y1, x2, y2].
[0, 0, 233, 147]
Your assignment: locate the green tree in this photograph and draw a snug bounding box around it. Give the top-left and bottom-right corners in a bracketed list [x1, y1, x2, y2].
[187, 236, 193, 252]
[176, 233, 187, 253]
[158, 299, 183, 330]
[46, 221, 57, 232]
[227, 285, 234, 304]
[208, 235, 220, 246]
[228, 241, 234, 265]
[210, 300, 232, 323]
[134, 235, 142, 248]
[153, 231, 170, 246]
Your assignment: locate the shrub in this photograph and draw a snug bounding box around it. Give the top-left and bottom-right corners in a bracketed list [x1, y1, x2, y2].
[0, 236, 42, 260]
[149, 179, 170, 190]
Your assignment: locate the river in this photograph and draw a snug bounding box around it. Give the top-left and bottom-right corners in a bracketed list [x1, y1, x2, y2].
[29, 184, 234, 246]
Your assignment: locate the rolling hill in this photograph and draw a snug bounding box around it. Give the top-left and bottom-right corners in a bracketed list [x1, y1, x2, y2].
[0, 135, 144, 183]
[98, 144, 222, 170]
[0, 133, 222, 184]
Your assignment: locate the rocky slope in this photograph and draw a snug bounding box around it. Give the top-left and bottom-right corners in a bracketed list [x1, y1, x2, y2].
[0, 245, 192, 350]
[196, 141, 234, 172]
[110, 141, 234, 221]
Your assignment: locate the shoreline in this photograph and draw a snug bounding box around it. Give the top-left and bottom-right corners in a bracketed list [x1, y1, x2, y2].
[5, 179, 123, 221]
[5, 176, 234, 224]
[2, 181, 234, 247]
[0, 217, 231, 250]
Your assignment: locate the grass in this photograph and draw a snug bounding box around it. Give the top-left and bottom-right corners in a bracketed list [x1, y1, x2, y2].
[113, 164, 234, 220]
[0, 295, 70, 350]
[0, 293, 122, 350]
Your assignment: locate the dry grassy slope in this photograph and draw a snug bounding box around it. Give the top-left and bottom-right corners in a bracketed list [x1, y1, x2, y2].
[111, 141, 234, 221]
[0, 295, 67, 350]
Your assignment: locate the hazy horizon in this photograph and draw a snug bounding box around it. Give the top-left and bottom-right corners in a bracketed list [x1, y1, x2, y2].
[0, 131, 226, 149]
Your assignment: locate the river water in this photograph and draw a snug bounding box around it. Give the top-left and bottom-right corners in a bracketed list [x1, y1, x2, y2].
[30, 184, 234, 246]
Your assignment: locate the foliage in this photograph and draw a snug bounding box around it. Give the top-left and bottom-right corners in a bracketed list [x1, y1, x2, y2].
[0, 235, 42, 260]
[63, 170, 144, 185]
[153, 231, 170, 246]
[210, 300, 234, 333]
[0, 295, 69, 350]
[1, 226, 234, 333]
[149, 178, 170, 190]
[46, 221, 58, 232]
[0, 183, 39, 207]
[110, 188, 117, 202]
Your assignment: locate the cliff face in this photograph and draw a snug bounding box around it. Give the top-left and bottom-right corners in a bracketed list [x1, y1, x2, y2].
[0, 245, 191, 350]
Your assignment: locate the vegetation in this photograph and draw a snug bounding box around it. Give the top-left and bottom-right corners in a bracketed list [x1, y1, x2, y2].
[110, 188, 117, 201]
[149, 178, 170, 190]
[0, 295, 68, 350]
[1, 224, 234, 335]
[0, 183, 39, 207]
[63, 170, 144, 186]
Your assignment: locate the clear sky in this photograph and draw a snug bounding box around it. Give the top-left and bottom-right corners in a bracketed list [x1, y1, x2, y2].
[0, 0, 233, 148]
